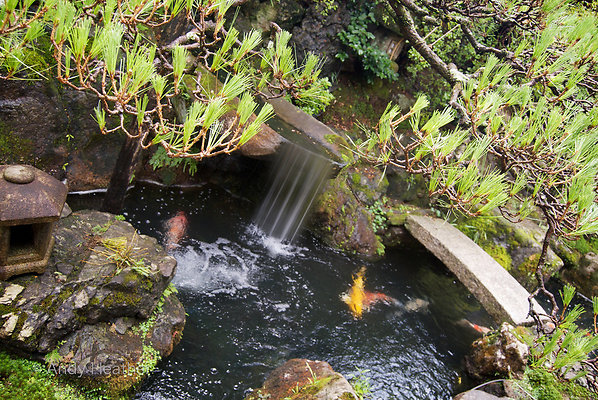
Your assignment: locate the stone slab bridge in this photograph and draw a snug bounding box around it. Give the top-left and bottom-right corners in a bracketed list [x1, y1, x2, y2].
[405, 215, 545, 326]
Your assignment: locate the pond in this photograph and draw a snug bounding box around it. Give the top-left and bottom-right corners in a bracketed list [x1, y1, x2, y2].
[70, 180, 493, 400]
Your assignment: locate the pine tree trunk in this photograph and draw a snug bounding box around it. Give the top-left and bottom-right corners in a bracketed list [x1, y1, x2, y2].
[101, 135, 142, 214]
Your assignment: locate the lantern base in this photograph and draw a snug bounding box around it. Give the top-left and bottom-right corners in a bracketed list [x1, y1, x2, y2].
[0, 237, 53, 280]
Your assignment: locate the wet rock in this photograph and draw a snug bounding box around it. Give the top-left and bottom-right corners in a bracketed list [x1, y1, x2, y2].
[290, 2, 351, 76]
[465, 323, 529, 380]
[0, 80, 123, 190]
[240, 124, 284, 157]
[313, 163, 430, 256]
[313, 164, 385, 257]
[0, 210, 185, 393]
[246, 358, 358, 400]
[455, 213, 563, 290]
[560, 252, 598, 298]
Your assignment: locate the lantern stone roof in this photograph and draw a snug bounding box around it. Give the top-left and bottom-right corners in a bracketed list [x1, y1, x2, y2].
[0, 165, 68, 225]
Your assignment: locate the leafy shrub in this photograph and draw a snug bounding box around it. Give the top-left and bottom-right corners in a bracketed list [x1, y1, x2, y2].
[338, 1, 398, 82]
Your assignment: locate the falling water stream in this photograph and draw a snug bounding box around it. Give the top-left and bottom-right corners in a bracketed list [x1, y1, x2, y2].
[254, 143, 331, 242]
[68, 153, 494, 399]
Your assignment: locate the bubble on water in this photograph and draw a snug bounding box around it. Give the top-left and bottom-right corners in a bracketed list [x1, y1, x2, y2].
[273, 303, 290, 312]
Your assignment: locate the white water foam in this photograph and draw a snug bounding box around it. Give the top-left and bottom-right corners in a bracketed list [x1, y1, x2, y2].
[172, 238, 259, 294]
[245, 224, 307, 258]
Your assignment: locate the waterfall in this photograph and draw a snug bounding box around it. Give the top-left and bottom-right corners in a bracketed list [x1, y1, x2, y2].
[255, 143, 332, 242]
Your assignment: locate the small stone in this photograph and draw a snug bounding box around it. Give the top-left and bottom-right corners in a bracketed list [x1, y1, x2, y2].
[0, 284, 24, 305]
[73, 290, 89, 309]
[113, 317, 134, 335]
[0, 313, 19, 338]
[454, 390, 510, 400]
[3, 165, 35, 184]
[61, 202, 72, 218]
[159, 256, 177, 278]
[17, 313, 47, 341]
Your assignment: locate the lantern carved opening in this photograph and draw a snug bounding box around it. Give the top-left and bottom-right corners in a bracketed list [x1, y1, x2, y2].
[0, 165, 67, 280]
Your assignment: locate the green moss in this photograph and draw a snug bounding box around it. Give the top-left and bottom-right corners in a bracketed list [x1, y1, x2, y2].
[102, 291, 142, 308]
[123, 271, 139, 285]
[484, 244, 512, 270]
[518, 368, 596, 400]
[0, 304, 16, 316]
[0, 351, 99, 400]
[517, 254, 541, 277]
[570, 236, 598, 254]
[286, 375, 334, 398]
[0, 130, 35, 162]
[324, 133, 354, 162]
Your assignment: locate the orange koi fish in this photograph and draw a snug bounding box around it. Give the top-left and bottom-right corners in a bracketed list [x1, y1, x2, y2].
[456, 319, 491, 335]
[164, 211, 188, 250]
[341, 267, 399, 318]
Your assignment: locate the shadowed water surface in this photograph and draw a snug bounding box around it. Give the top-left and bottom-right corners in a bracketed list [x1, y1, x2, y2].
[78, 183, 493, 400]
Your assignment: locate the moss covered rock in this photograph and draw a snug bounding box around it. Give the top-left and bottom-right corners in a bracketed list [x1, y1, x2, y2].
[0, 210, 185, 397]
[313, 164, 386, 257]
[313, 163, 431, 256]
[455, 214, 563, 290]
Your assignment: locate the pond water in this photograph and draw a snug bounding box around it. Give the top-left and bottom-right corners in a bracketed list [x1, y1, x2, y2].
[70, 182, 493, 400]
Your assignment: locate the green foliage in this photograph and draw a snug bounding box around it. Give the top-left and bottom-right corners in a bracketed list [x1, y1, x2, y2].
[137, 345, 160, 377]
[366, 200, 387, 233]
[314, 0, 338, 16]
[338, 1, 398, 82]
[355, 2, 598, 243]
[516, 368, 596, 400]
[0, 351, 100, 400]
[0, 0, 333, 165]
[347, 369, 372, 400]
[149, 146, 198, 176]
[518, 285, 598, 381]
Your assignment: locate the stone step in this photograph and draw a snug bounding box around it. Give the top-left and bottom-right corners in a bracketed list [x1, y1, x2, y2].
[405, 215, 545, 325]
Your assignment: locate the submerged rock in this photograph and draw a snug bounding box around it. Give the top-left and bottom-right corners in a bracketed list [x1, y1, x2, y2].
[465, 323, 529, 380]
[0, 210, 185, 394]
[246, 358, 358, 400]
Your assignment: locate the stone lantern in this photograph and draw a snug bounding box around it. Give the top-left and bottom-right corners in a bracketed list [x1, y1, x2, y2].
[0, 165, 67, 280]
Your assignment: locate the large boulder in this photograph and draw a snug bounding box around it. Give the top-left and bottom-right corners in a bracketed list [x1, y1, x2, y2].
[313, 163, 430, 256]
[290, 2, 351, 76]
[0, 210, 185, 393]
[465, 323, 529, 380]
[0, 80, 123, 190]
[245, 358, 358, 400]
[313, 164, 386, 257]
